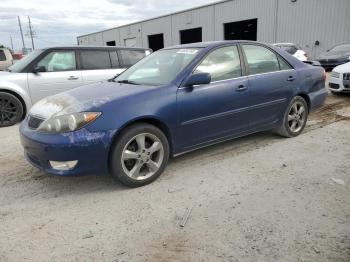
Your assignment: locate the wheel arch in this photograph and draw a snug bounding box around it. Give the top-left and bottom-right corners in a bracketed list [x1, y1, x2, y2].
[107, 116, 174, 171]
[0, 88, 28, 119]
[295, 93, 311, 112]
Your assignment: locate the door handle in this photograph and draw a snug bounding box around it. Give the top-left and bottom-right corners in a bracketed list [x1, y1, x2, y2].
[287, 76, 296, 81]
[67, 76, 79, 80]
[236, 85, 247, 92]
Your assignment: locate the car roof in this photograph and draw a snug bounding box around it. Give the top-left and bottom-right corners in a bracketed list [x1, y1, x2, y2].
[273, 43, 296, 46]
[41, 45, 150, 51]
[164, 40, 258, 49]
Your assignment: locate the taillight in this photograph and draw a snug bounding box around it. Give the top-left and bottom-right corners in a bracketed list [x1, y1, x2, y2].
[323, 70, 327, 81]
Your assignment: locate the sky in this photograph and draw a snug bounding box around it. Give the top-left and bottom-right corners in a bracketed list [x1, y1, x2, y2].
[0, 0, 216, 51]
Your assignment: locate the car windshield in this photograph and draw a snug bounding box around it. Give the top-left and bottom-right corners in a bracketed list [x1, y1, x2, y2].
[7, 50, 43, 73]
[115, 48, 201, 86]
[329, 44, 350, 52]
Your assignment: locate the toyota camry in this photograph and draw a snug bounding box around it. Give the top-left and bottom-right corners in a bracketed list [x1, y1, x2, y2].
[20, 41, 327, 187]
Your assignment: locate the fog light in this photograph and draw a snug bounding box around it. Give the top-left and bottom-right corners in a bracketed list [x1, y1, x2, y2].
[49, 160, 78, 171]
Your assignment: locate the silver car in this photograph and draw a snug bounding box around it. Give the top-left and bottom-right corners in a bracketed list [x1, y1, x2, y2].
[0, 46, 151, 127]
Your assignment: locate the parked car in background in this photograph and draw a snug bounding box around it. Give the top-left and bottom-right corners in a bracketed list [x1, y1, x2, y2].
[20, 41, 327, 187]
[273, 43, 308, 61]
[0, 48, 13, 71]
[329, 62, 350, 94]
[0, 46, 151, 127]
[317, 43, 350, 70]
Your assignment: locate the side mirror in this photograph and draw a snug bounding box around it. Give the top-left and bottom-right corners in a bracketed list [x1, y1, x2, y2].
[32, 65, 46, 74]
[184, 73, 211, 87]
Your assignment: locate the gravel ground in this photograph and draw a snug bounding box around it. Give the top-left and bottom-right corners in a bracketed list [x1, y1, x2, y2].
[0, 91, 349, 262]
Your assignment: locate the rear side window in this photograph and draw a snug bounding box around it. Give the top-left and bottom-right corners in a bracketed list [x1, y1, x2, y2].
[80, 50, 112, 70]
[278, 56, 292, 70]
[109, 51, 121, 68]
[0, 50, 7, 61]
[37, 51, 76, 72]
[243, 45, 281, 75]
[119, 50, 146, 67]
[195, 45, 241, 81]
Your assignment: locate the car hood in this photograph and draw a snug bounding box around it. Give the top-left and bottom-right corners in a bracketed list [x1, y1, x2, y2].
[332, 62, 350, 73]
[0, 70, 22, 79]
[29, 80, 161, 120]
[318, 51, 350, 60]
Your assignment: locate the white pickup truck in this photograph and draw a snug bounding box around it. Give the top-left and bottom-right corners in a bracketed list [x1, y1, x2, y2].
[0, 48, 13, 71]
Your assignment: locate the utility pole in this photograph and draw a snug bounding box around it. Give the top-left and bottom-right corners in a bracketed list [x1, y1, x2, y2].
[10, 36, 14, 50]
[28, 16, 35, 50]
[18, 16, 26, 51]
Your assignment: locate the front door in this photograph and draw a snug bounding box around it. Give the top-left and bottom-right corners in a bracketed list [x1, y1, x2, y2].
[28, 50, 82, 104]
[177, 45, 250, 150]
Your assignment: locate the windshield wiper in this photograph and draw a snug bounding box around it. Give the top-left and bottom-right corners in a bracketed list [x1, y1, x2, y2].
[115, 79, 141, 85]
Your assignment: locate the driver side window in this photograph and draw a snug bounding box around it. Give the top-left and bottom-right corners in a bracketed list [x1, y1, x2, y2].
[37, 51, 76, 72]
[194, 46, 242, 82]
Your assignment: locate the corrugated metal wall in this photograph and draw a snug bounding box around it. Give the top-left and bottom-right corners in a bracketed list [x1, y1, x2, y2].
[77, 0, 350, 58]
[276, 0, 350, 58]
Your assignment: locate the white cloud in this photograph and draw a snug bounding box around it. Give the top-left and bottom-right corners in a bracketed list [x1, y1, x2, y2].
[0, 0, 215, 50]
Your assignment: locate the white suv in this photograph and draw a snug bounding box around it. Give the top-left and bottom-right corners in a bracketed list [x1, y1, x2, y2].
[329, 62, 350, 94]
[0, 46, 151, 127]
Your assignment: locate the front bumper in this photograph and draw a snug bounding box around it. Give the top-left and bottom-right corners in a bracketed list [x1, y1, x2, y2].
[20, 122, 117, 176]
[329, 74, 350, 93]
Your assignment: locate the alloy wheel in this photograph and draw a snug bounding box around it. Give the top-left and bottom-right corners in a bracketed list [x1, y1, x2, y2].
[0, 96, 20, 127]
[287, 101, 306, 133]
[121, 133, 164, 180]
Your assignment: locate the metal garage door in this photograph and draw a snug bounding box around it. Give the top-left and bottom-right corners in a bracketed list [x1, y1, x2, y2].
[124, 38, 136, 47]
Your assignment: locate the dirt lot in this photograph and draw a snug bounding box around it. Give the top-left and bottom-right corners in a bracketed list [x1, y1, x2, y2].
[0, 89, 349, 261]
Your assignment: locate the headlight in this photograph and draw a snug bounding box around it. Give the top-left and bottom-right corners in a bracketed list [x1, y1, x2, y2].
[330, 71, 340, 78]
[37, 112, 101, 133]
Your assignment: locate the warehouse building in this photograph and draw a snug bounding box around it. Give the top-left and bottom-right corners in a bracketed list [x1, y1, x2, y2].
[77, 0, 350, 58]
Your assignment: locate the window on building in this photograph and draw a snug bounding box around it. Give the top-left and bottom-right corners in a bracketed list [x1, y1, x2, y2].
[180, 27, 202, 44]
[148, 34, 164, 51]
[106, 41, 116, 46]
[224, 19, 257, 41]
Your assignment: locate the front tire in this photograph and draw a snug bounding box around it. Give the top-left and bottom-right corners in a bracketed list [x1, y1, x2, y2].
[110, 123, 169, 187]
[276, 96, 308, 138]
[0, 92, 24, 127]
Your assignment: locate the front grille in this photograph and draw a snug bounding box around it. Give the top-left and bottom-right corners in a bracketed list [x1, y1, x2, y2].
[329, 83, 340, 90]
[28, 115, 44, 129]
[343, 73, 350, 81]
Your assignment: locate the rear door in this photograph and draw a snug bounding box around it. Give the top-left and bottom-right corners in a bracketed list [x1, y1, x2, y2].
[241, 44, 297, 129]
[177, 45, 251, 150]
[79, 50, 124, 84]
[27, 50, 82, 103]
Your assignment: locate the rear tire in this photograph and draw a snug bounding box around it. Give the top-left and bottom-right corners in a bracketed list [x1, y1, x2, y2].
[276, 96, 308, 138]
[0, 92, 24, 127]
[110, 123, 169, 187]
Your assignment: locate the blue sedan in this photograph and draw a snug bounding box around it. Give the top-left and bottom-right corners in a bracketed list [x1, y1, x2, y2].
[20, 41, 327, 187]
